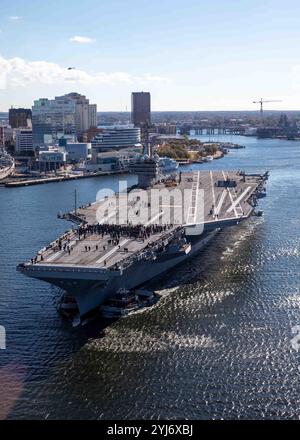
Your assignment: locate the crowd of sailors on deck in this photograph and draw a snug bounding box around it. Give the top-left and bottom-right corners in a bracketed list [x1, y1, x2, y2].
[78, 223, 173, 242]
[29, 223, 173, 265]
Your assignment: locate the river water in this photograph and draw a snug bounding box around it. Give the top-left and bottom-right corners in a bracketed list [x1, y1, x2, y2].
[0, 135, 300, 420]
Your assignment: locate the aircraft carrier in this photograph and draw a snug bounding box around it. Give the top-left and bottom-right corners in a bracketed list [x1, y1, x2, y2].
[17, 162, 268, 323]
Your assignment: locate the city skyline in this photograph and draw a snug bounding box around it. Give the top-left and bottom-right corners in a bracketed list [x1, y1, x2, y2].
[1, 0, 300, 111]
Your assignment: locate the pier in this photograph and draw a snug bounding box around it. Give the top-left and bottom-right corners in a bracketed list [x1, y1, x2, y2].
[179, 125, 246, 136]
[3, 169, 129, 188]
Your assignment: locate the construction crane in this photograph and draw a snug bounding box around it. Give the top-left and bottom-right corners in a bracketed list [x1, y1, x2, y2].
[253, 98, 282, 114]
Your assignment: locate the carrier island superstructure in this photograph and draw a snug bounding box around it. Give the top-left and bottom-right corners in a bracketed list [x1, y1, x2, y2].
[17, 159, 268, 322]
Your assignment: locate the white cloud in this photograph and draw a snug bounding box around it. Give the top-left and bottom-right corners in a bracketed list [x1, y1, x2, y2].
[9, 16, 22, 20]
[0, 54, 170, 90]
[69, 36, 96, 44]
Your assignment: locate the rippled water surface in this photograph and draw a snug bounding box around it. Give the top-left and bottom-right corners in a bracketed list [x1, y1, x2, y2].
[1, 136, 300, 419]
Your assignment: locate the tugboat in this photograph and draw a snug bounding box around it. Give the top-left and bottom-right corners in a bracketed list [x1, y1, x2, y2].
[100, 288, 137, 318]
[100, 288, 157, 318]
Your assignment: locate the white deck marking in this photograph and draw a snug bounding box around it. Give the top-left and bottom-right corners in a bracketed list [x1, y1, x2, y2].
[187, 171, 200, 224]
[215, 190, 227, 217]
[226, 186, 252, 214]
[222, 171, 239, 218]
[96, 239, 129, 264]
[46, 240, 77, 262]
[46, 251, 63, 262]
[210, 171, 216, 216]
[98, 209, 117, 224]
[96, 211, 165, 265]
[145, 211, 164, 226]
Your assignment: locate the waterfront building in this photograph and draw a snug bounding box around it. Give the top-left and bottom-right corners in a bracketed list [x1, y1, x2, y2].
[84, 148, 140, 173]
[91, 126, 141, 153]
[9, 108, 32, 129]
[65, 142, 92, 162]
[131, 92, 151, 126]
[15, 129, 34, 154]
[0, 125, 13, 148]
[32, 93, 97, 147]
[154, 123, 177, 135]
[38, 146, 67, 171]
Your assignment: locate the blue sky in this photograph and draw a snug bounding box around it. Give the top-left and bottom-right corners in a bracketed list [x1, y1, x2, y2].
[1, 0, 300, 111]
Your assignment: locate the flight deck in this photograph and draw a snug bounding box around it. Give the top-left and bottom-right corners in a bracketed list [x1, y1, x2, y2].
[23, 171, 266, 271]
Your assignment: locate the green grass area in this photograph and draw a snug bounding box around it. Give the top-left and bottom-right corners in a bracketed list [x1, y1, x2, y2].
[157, 139, 219, 160]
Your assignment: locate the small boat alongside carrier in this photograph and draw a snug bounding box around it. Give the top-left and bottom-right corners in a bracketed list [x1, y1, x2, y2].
[100, 288, 158, 318]
[59, 287, 158, 323]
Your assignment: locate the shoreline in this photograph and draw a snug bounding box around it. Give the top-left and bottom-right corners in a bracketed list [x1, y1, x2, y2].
[1, 169, 130, 188]
[1, 149, 226, 188]
[177, 149, 225, 166]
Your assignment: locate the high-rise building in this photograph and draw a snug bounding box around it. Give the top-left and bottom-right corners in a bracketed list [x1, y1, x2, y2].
[32, 97, 76, 147]
[32, 93, 97, 147]
[88, 104, 97, 128]
[15, 129, 33, 153]
[66, 93, 97, 139]
[131, 92, 151, 126]
[9, 108, 32, 129]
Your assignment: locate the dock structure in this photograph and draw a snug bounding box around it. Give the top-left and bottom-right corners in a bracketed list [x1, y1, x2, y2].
[3, 169, 129, 187]
[19, 171, 266, 271]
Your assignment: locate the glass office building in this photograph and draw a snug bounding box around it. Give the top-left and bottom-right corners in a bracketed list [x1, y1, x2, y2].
[32, 97, 77, 147]
[91, 127, 141, 152]
[32, 93, 97, 147]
